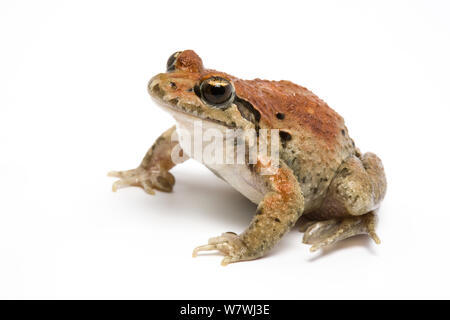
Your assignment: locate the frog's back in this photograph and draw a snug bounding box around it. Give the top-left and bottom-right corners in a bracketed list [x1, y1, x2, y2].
[234, 79, 342, 142]
[234, 79, 356, 211]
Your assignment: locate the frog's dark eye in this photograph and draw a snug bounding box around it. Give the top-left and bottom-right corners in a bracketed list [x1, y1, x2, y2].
[166, 51, 181, 72]
[199, 77, 235, 108]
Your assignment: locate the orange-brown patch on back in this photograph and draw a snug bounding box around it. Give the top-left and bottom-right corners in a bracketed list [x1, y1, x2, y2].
[233, 79, 343, 145]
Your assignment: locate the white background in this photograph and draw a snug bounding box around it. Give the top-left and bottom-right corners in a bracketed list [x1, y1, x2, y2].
[1, 0, 449, 299]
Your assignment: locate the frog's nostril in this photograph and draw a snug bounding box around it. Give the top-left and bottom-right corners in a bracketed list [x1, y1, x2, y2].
[150, 83, 164, 99]
[169, 82, 177, 89]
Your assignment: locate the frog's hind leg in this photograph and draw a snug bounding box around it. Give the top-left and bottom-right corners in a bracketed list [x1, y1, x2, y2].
[302, 212, 379, 252]
[302, 152, 386, 252]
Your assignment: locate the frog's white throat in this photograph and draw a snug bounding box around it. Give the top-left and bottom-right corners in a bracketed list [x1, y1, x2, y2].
[169, 109, 228, 159]
[166, 107, 266, 205]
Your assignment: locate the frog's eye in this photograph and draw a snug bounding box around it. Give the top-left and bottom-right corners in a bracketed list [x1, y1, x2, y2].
[166, 51, 182, 72]
[199, 77, 235, 108]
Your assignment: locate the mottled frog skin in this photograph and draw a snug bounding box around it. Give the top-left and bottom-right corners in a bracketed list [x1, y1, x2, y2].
[109, 50, 387, 265]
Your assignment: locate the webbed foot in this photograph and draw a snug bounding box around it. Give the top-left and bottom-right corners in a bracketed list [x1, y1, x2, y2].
[302, 212, 380, 252]
[108, 167, 175, 195]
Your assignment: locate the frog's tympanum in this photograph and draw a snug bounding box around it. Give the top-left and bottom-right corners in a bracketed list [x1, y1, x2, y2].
[109, 50, 387, 265]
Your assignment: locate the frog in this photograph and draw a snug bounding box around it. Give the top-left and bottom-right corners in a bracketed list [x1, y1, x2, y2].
[108, 50, 387, 266]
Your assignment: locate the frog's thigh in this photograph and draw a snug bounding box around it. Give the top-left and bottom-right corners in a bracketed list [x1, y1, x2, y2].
[315, 152, 387, 219]
[302, 153, 386, 252]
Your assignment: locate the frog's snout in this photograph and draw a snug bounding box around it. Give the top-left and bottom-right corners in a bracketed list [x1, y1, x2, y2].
[147, 72, 204, 115]
[148, 74, 164, 99]
[147, 74, 185, 109]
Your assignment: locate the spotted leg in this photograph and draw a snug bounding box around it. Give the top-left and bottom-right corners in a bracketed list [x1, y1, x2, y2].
[193, 161, 304, 265]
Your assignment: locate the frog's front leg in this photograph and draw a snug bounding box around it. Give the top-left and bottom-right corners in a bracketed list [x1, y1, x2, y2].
[193, 162, 304, 265]
[108, 125, 187, 195]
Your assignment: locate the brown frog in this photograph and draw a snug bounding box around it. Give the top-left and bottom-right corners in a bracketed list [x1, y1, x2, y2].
[108, 50, 387, 265]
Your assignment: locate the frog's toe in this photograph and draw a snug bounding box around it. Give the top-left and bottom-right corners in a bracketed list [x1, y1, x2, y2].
[302, 219, 342, 251]
[110, 177, 155, 194]
[151, 171, 175, 192]
[192, 232, 248, 266]
[107, 169, 137, 179]
[108, 167, 174, 194]
[302, 213, 380, 252]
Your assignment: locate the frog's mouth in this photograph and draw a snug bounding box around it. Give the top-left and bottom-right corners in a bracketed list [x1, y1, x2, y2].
[149, 81, 238, 129]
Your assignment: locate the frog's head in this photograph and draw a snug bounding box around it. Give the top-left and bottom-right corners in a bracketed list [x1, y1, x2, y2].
[148, 50, 260, 130]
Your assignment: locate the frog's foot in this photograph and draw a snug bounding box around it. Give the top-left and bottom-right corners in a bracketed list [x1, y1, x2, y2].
[302, 213, 380, 252]
[192, 232, 252, 266]
[108, 167, 175, 195]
